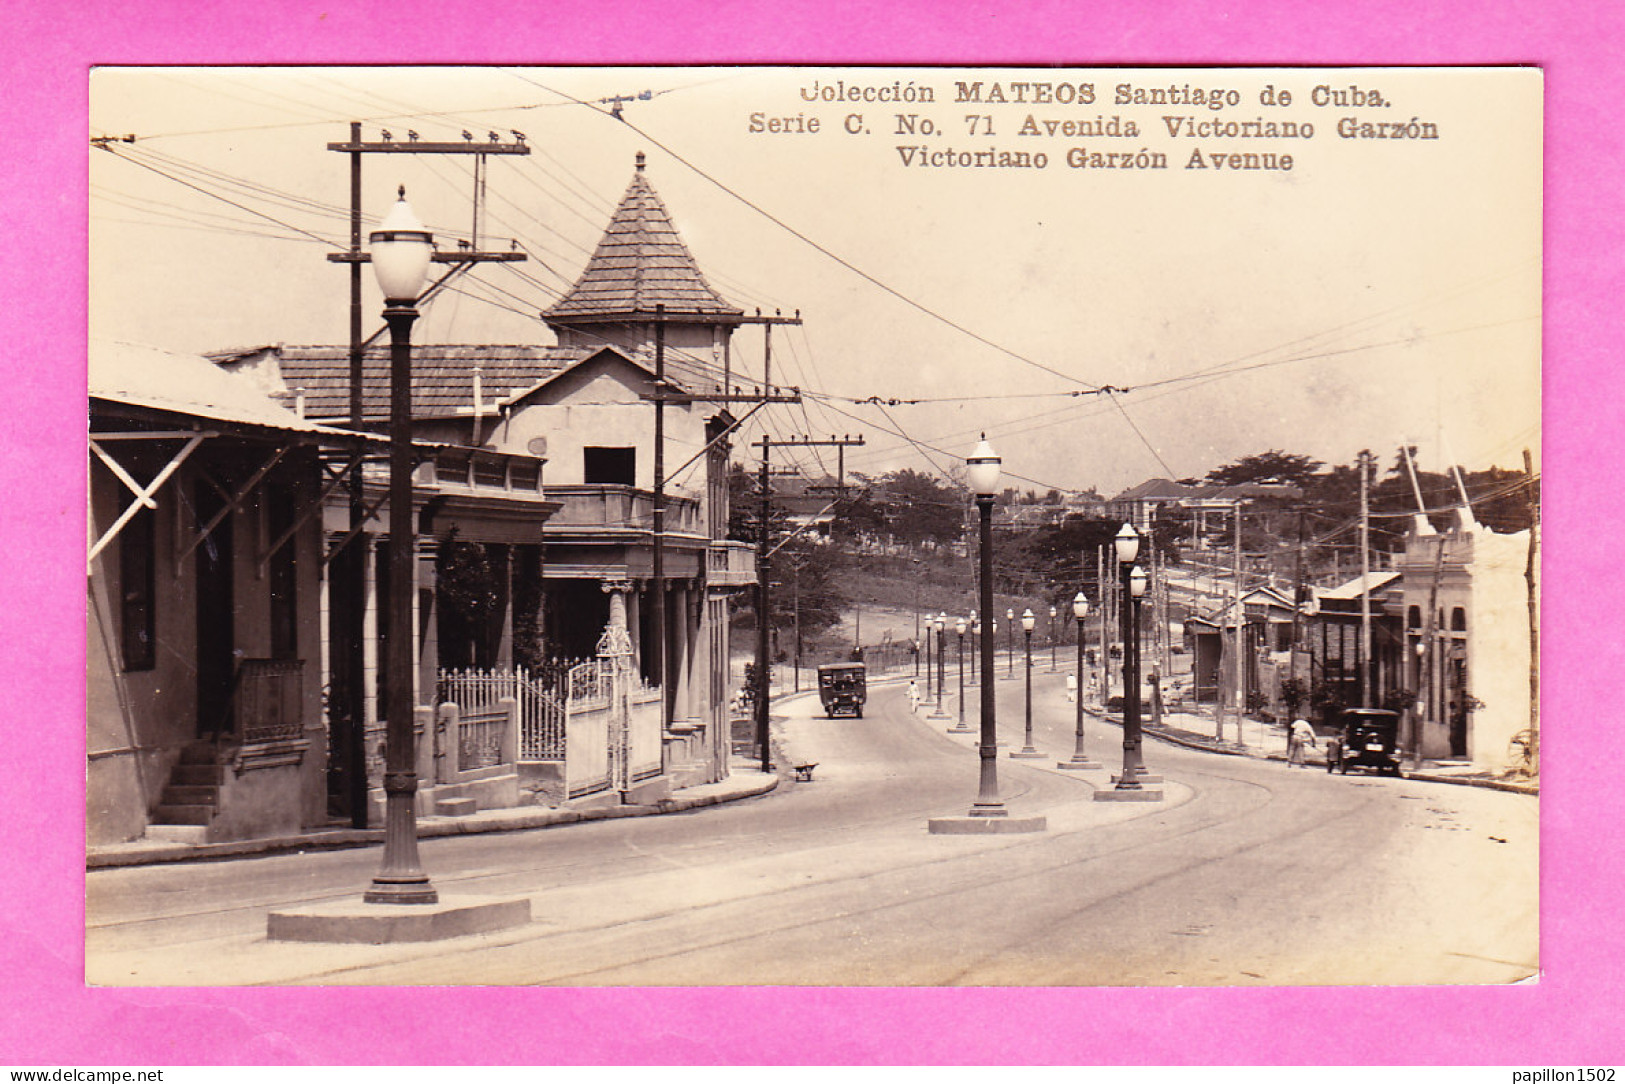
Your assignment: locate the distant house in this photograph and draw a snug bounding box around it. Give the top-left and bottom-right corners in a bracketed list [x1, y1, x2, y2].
[1105, 478, 1302, 540]
[1306, 569, 1406, 714]
[1183, 585, 1299, 706]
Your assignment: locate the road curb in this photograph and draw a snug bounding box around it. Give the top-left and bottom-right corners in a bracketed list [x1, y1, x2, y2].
[1085, 706, 1538, 796]
[88, 768, 781, 871]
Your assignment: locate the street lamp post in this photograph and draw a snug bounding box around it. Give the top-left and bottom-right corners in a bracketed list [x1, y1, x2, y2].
[973, 443, 1007, 813]
[1049, 605, 1059, 672]
[968, 611, 978, 686]
[1061, 592, 1101, 770]
[1097, 524, 1162, 801]
[913, 603, 921, 680]
[952, 617, 970, 733]
[267, 189, 533, 941]
[1005, 608, 1015, 678]
[366, 188, 437, 905]
[928, 613, 951, 720]
[1012, 609, 1043, 757]
[922, 612, 932, 702]
[929, 437, 1043, 832]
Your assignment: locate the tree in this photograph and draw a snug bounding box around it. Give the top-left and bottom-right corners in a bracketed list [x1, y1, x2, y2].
[726, 463, 849, 640]
[827, 473, 888, 542]
[885, 468, 968, 546]
[1205, 450, 1325, 487]
[1015, 514, 1181, 606]
[435, 535, 510, 669]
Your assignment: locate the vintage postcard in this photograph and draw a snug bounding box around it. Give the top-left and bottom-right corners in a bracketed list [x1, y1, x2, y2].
[87, 66, 1540, 987]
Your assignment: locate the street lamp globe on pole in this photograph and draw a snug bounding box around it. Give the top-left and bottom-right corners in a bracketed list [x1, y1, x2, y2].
[928, 613, 952, 720]
[365, 188, 438, 905]
[930, 436, 1044, 833]
[951, 617, 971, 732]
[924, 610, 935, 705]
[1061, 591, 1101, 770]
[267, 189, 531, 942]
[968, 611, 979, 686]
[1012, 608, 1044, 758]
[1097, 523, 1163, 801]
[1005, 608, 1015, 678]
[1049, 604, 1059, 673]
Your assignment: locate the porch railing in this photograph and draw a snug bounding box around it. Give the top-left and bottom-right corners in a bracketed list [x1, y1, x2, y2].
[433, 699, 517, 783]
[235, 658, 305, 743]
[439, 663, 569, 761]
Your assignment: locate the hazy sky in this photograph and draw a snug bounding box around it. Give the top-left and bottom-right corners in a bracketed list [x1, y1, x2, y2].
[89, 66, 1541, 495]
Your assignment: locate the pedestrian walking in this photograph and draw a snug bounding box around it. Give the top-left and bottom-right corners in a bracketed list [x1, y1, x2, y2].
[907, 679, 920, 714]
[1288, 717, 1318, 768]
[1065, 672, 1077, 703]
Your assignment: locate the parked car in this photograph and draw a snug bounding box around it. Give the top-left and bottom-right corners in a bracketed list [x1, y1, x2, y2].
[1325, 708, 1403, 776]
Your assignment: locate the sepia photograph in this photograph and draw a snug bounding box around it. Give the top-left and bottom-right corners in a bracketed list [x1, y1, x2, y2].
[85, 65, 1540, 989]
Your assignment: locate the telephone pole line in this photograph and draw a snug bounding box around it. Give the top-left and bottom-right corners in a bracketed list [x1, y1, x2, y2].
[750, 434, 864, 772]
[1359, 449, 1373, 709]
[738, 309, 802, 392]
[323, 124, 529, 828]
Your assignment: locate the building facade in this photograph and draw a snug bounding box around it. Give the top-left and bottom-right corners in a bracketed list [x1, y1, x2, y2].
[88, 342, 371, 844]
[213, 153, 755, 796]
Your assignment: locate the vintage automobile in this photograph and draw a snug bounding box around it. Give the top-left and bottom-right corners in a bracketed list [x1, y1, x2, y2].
[816, 662, 867, 718]
[1325, 707, 1403, 776]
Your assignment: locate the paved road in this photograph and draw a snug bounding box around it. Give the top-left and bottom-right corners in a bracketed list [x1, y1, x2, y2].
[86, 673, 1537, 986]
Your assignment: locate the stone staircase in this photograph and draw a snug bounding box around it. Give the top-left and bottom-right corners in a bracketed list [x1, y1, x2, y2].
[145, 743, 223, 843]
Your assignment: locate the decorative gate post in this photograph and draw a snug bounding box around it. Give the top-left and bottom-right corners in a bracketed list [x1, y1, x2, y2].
[600, 580, 635, 796]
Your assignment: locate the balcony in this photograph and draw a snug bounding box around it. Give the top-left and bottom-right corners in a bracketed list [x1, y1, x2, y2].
[545, 484, 703, 536]
[707, 539, 757, 588]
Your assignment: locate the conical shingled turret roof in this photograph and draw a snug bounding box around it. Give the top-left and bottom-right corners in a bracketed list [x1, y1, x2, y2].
[543, 153, 743, 325]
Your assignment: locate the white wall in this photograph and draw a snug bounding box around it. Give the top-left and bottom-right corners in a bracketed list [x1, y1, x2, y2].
[1467, 527, 1537, 768]
[494, 367, 708, 500]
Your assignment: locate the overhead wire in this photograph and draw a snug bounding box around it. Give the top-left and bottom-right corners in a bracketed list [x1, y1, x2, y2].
[502, 72, 1106, 395]
[99, 76, 1537, 503]
[95, 144, 341, 247]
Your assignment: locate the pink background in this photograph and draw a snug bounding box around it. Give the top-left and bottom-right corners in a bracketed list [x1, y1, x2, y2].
[9, 0, 1619, 1065]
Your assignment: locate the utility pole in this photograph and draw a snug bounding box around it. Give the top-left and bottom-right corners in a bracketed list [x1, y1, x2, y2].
[740, 309, 803, 392]
[756, 437, 772, 772]
[1097, 543, 1109, 706]
[643, 349, 799, 744]
[1231, 500, 1245, 747]
[751, 433, 863, 772]
[793, 560, 802, 693]
[325, 124, 528, 828]
[653, 307, 668, 725]
[1359, 449, 1373, 709]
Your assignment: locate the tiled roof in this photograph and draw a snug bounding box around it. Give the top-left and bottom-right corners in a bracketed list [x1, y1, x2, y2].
[543, 157, 743, 324]
[255, 344, 581, 422]
[1114, 478, 1194, 501]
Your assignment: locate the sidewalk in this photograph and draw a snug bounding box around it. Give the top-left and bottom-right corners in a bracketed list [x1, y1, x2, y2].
[88, 756, 781, 870]
[1098, 705, 1539, 797]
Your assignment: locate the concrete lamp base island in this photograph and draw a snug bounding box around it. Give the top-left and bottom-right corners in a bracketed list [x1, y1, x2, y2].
[1057, 758, 1103, 771]
[1094, 786, 1165, 803]
[927, 814, 1047, 834]
[267, 895, 531, 944]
